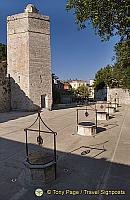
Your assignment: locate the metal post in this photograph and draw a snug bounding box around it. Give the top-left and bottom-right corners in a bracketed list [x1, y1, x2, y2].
[115, 93, 117, 104]
[108, 102, 109, 116]
[110, 95, 111, 103]
[54, 133, 57, 180]
[95, 109, 97, 134]
[76, 109, 78, 132]
[38, 112, 40, 138]
[25, 129, 29, 161]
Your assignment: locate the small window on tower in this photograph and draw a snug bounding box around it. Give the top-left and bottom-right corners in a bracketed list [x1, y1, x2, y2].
[18, 76, 20, 83]
[40, 75, 42, 83]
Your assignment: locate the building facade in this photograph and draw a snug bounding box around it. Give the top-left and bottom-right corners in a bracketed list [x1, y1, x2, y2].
[89, 79, 95, 99]
[69, 80, 88, 90]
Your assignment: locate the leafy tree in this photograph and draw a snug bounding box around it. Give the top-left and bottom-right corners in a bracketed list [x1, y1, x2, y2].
[94, 65, 114, 89]
[76, 84, 90, 98]
[114, 39, 130, 68]
[94, 39, 130, 89]
[113, 39, 130, 88]
[0, 43, 7, 62]
[124, 66, 130, 89]
[94, 68, 105, 89]
[52, 87, 61, 104]
[52, 73, 61, 104]
[68, 87, 75, 95]
[66, 0, 130, 40]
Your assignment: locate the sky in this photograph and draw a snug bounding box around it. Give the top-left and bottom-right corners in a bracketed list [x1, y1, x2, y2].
[0, 0, 119, 81]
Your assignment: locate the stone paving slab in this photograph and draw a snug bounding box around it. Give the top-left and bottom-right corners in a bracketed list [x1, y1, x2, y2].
[0, 105, 130, 200]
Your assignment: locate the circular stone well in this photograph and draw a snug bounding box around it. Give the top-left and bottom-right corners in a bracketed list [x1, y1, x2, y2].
[97, 111, 109, 121]
[77, 122, 96, 136]
[105, 107, 116, 115]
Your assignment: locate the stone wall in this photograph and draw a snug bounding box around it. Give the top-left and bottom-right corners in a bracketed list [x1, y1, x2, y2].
[28, 15, 52, 110]
[95, 87, 130, 105]
[107, 88, 130, 105]
[0, 62, 10, 112]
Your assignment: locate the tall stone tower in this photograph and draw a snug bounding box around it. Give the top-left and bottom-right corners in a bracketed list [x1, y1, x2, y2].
[7, 4, 52, 111]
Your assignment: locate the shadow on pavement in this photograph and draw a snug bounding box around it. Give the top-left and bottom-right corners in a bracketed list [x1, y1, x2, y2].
[96, 127, 106, 134]
[0, 111, 36, 123]
[0, 137, 130, 200]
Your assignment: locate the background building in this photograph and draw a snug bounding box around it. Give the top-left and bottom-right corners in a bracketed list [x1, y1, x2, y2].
[68, 79, 88, 90]
[89, 79, 94, 86]
[89, 79, 95, 99]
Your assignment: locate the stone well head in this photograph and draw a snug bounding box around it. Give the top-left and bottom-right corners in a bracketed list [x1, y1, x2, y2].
[24, 112, 57, 184]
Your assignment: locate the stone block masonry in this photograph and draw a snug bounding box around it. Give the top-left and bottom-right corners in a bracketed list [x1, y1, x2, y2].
[95, 87, 130, 105]
[7, 4, 52, 111]
[107, 88, 130, 105]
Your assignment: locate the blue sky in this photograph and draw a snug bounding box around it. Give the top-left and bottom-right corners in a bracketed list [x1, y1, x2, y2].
[0, 0, 119, 81]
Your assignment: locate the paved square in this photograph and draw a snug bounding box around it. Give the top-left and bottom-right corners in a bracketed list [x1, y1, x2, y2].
[0, 105, 130, 200]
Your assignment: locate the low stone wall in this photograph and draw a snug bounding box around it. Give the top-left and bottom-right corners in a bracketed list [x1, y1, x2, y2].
[107, 88, 130, 105]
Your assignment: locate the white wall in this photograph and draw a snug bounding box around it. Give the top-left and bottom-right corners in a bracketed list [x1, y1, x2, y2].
[107, 88, 130, 105]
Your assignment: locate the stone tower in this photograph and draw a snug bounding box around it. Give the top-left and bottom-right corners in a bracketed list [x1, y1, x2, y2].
[7, 4, 52, 111]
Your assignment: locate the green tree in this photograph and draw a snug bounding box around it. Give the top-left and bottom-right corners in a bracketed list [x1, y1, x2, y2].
[52, 73, 61, 104]
[66, 0, 130, 40]
[94, 68, 105, 89]
[94, 65, 114, 89]
[113, 39, 130, 88]
[76, 84, 90, 98]
[94, 39, 130, 89]
[52, 87, 61, 104]
[114, 39, 130, 68]
[0, 43, 7, 62]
